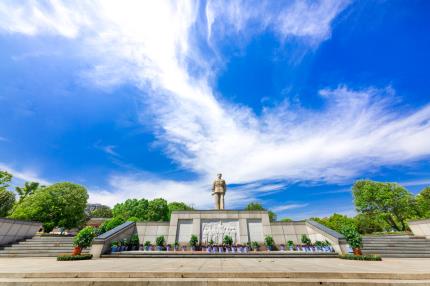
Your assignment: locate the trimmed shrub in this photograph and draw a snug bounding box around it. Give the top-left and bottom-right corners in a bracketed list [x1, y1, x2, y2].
[223, 235, 233, 246]
[189, 234, 198, 247]
[73, 226, 96, 249]
[57, 254, 93, 261]
[301, 234, 311, 245]
[340, 254, 382, 261]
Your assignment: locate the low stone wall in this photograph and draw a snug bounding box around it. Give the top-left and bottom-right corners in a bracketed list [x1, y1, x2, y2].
[90, 221, 136, 259]
[270, 220, 347, 254]
[408, 218, 430, 238]
[136, 222, 170, 245]
[0, 217, 41, 246]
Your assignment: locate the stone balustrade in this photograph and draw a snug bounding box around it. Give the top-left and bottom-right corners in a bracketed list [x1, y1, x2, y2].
[0, 217, 41, 246]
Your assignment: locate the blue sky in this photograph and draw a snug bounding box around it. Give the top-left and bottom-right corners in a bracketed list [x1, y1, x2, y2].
[1, 0, 430, 219]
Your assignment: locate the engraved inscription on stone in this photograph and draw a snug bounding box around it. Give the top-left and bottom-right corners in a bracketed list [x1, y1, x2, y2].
[201, 219, 239, 244]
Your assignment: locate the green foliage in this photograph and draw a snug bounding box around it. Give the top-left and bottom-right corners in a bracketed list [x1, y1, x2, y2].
[340, 254, 381, 261]
[208, 239, 214, 246]
[73, 226, 97, 249]
[251, 241, 260, 249]
[167, 201, 193, 219]
[112, 198, 170, 221]
[287, 240, 294, 247]
[0, 188, 15, 217]
[223, 235, 233, 246]
[144, 240, 151, 247]
[301, 234, 311, 245]
[15, 182, 39, 202]
[90, 206, 112, 218]
[244, 202, 277, 222]
[280, 218, 293, 222]
[57, 254, 93, 261]
[155, 235, 165, 247]
[189, 234, 198, 247]
[0, 171, 15, 217]
[127, 216, 140, 222]
[416, 187, 430, 218]
[98, 216, 125, 234]
[112, 198, 149, 220]
[244, 202, 265, 211]
[147, 198, 169, 221]
[355, 213, 388, 234]
[130, 234, 139, 246]
[341, 225, 362, 249]
[10, 182, 88, 231]
[353, 180, 417, 231]
[312, 213, 357, 234]
[264, 235, 274, 247]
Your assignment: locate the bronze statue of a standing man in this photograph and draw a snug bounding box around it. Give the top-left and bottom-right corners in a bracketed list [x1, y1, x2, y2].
[212, 173, 226, 210]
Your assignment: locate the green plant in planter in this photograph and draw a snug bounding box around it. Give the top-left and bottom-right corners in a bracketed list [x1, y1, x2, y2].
[130, 234, 139, 248]
[73, 226, 97, 250]
[223, 235, 233, 246]
[156, 236, 165, 248]
[144, 240, 151, 250]
[287, 240, 294, 248]
[189, 234, 199, 248]
[301, 234, 311, 245]
[174, 241, 179, 249]
[111, 241, 118, 247]
[208, 239, 214, 246]
[251, 241, 260, 251]
[341, 225, 362, 251]
[264, 235, 274, 250]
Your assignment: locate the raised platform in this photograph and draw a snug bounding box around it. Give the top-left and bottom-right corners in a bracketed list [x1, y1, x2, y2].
[1, 257, 430, 285]
[102, 250, 338, 258]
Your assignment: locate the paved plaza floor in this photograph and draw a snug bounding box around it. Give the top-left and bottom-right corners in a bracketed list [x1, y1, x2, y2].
[1, 257, 429, 285]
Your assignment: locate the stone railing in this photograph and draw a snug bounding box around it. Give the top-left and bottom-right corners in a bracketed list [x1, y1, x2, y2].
[305, 219, 349, 254]
[0, 217, 41, 246]
[90, 221, 136, 259]
[408, 218, 430, 239]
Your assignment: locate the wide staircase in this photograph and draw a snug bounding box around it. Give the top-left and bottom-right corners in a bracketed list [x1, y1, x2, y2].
[362, 235, 430, 258]
[0, 235, 89, 257]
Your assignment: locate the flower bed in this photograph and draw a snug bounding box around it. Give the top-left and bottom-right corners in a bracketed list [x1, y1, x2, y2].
[340, 254, 382, 261]
[57, 254, 93, 261]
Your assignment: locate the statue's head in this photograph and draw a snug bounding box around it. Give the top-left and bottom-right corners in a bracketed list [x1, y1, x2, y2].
[217, 173, 222, 179]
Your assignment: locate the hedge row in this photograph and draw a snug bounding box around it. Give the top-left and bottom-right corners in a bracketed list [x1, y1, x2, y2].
[57, 254, 93, 261]
[340, 254, 382, 261]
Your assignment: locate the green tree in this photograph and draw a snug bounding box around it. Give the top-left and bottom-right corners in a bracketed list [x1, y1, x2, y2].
[279, 218, 293, 222]
[147, 198, 169, 221]
[112, 198, 149, 220]
[15, 182, 39, 202]
[11, 182, 88, 232]
[416, 187, 430, 218]
[312, 213, 357, 233]
[90, 205, 113, 218]
[167, 201, 193, 219]
[353, 180, 417, 231]
[244, 202, 277, 221]
[0, 171, 15, 217]
[354, 213, 388, 234]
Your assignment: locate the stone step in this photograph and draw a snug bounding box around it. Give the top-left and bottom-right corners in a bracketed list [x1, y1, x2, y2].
[4, 247, 77, 251]
[14, 244, 75, 247]
[1, 277, 430, 285]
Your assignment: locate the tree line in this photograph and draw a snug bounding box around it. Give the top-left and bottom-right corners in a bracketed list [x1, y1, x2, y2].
[1, 169, 429, 234]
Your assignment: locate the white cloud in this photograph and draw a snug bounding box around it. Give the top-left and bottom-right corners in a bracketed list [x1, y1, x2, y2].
[272, 203, 309, 212]
[0, 163, 50, 186]
[2, 1, 430, 209]
[205, 0, 350, 44]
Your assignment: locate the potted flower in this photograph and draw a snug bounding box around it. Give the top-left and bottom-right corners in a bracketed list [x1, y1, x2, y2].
[181, 244, 187, 251]
[207, 239, 214, 253]
[73, 226, 96, 256]
[189, 234, 198, 251]
[174, 241, 179, 251]
[279, 244, 285, 251]
[223, 235, 233, 252]
[287, 240, 294, 251]
[156, 236, 165, 251]
[251, 241, 260, 252]
[111, 241, 118, 253]
[264, 235, 274, 251]
[130, 234, 139, 250]
[341, 226, 362, 256]
[144, 240, 151, 251]
[301, 234, 311, 252]
[166, 244, 171, 251]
